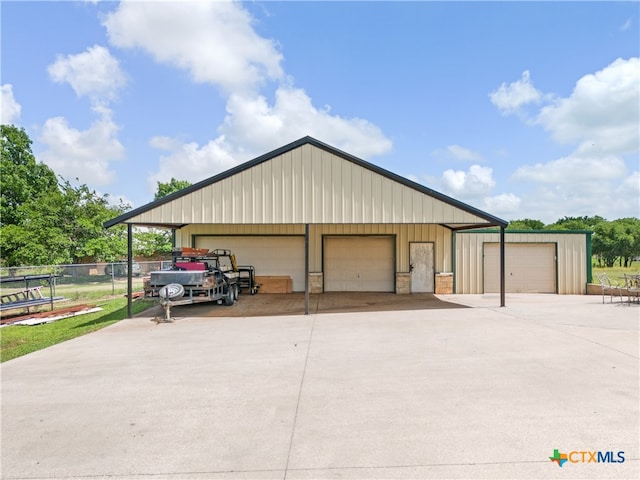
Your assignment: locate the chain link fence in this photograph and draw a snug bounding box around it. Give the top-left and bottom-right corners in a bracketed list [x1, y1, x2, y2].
[0, 261, 171, 305]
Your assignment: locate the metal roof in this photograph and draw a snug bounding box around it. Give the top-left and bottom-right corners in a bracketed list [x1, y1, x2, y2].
[104, 136, 508, 230]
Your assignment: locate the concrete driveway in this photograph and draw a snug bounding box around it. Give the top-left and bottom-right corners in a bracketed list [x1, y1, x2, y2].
[144, 292, 469, 319]
[1, 294, 638, 479]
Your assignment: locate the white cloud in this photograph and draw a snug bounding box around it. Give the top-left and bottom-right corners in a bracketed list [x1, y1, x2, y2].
[620, 18, 632, 32]
[610, 171, 640, 219]
[1, 84, 21, 124]
[407, 168, 517, 220]
[616, 171, 640, 202]
[39, 107, 124, 185]
[103, 0, 283, 94]
[537, 57, 639, 156]
[446, 145, 482, 161]
[513, 174, 639, 224]
[220, 88, 392, 159]
[441, 164, 495, 200]
[483, 193, 521, 216]
[148, 86, 394, 189]
[491, 57, 640, 222]
[489, 70, 542, 115]
[148, 136, 237, 191]
[48, 45, 127, 103]
[512, 153, 627, 184]
[44, 45, 127, 187]
[103, 0, 392, 190]
[149, 136, 183, 151]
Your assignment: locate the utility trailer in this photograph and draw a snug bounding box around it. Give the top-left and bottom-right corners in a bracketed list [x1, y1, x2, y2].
[145, 248, 245, 309]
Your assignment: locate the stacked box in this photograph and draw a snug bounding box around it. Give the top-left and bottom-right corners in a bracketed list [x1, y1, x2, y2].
[255, 276, 293, 293]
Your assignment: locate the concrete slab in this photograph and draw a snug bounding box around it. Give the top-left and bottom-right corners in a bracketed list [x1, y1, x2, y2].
[1, 295, 638, 479]
[142, 292, 468, 319]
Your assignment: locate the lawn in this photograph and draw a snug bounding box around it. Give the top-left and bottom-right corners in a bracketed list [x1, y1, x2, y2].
[592, 260, 639, 284]
[0, 297, 156, 362]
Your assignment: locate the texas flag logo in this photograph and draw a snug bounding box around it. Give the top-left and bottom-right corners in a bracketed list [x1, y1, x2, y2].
[549, 449, 568, 467]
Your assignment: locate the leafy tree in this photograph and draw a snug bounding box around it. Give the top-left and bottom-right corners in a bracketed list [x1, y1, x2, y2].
[1, 125, 58, 227]
[592, 218, 640, 267]
[593, 222, 623, 267]
[57, 181, 130, 263]
[507, 218, 545, 230]
[154, 178, 191, 200]
[611, 218, 640, 267]
[130, 178, 192, 258]
[545, 216, 605, 231]
[1, 125, 130, 266]
[1, 180, 129, 266]
[133, 228, 172, 258]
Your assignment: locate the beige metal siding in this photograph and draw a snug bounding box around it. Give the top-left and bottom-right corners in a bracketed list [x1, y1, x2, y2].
[195, 235, 306, 291]
[126, 144, 492, 226]
[180, 223, 453, 278]
[456, 232, 588, 294]
[484, 243, 556, 293]
[324, 236, 395, 291]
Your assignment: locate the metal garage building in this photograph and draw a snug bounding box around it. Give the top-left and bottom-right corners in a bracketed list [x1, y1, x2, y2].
[105, 137, 509, 314]
[454, 230, 592, 294]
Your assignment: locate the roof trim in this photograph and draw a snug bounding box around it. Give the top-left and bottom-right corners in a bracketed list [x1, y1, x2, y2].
[457, 229, 594, 234]
[105, 136, 508, 228]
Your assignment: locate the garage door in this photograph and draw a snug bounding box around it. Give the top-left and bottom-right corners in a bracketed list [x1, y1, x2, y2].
[195, 236, 305, 291]
[324, 236, 394, 292]
[484, 243, 556, 293]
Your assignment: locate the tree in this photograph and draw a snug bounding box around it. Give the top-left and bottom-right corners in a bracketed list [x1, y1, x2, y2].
[611, 218, 640, 267]
[545, 216, 605, 231]
[507, 219, 545, 230]
[154, 178, 191, 200]
[592, 218, 640, 267]
[1, 125, 130, 266]
[57, 181, 130, 263]
[1, 125, 58, 227]
[133, 228, 172, 258]
[1, 180, 130, 266]
[130, 178, 193, 259]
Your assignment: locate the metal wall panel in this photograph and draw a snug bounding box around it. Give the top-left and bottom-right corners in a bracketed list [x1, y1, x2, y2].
[180, 223, 452, 275]
[195, 235, 306, 291]
[126, 144, 491, 226]
[455, 232, 588, 294]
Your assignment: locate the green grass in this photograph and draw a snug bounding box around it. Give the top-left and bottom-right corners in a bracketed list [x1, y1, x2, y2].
[52, 279, 145, 302]
[0, 298, 156, 362]
[592, 261, 640, 284]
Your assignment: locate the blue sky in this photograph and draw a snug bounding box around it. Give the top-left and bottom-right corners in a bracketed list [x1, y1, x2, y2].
[2, 1, 639, 224]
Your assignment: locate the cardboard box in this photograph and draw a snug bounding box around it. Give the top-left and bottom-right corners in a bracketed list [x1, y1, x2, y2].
[255, 276, 293, 294]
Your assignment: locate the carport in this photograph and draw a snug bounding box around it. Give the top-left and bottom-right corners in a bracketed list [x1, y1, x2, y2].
[104, 136, 508, 316]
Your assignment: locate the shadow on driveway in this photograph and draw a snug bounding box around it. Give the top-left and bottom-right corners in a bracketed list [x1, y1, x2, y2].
[140, 292, 468, 318]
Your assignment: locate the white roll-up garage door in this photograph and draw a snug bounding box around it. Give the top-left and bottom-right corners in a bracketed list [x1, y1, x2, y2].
[324, 236, 394, 292]
[195, 236, 305, 291]
[484, 243, 556, 293]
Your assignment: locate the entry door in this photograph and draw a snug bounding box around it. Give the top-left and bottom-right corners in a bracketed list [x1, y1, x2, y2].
[410, 242, 434, 292]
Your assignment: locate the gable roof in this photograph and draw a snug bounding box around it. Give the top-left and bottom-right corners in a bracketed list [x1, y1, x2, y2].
[105, 136, 507, 230]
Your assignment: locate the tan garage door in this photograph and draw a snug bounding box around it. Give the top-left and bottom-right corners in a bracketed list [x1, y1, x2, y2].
[484, 243, 556, 293]
[195, 236, 305, 291]
[324, 236, 394, 292]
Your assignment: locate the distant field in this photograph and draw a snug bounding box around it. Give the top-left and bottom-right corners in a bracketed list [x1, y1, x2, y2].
[592, 260, 639, 284]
